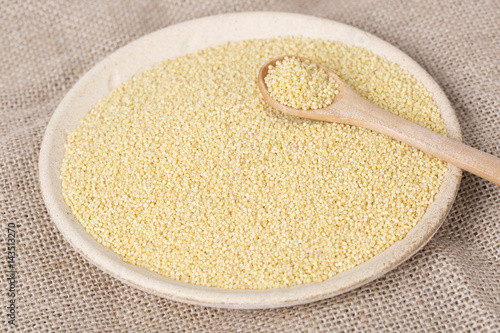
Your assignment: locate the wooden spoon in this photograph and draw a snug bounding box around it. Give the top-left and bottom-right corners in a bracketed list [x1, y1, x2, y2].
[258, 55, 500, 186]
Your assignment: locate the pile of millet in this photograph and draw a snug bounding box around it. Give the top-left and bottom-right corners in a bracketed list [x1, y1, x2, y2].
[265, 56, 338, 109]
[61, 36, 447, 289]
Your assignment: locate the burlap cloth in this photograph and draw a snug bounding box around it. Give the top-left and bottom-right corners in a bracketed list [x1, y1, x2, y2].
[1, 0, 499, 331]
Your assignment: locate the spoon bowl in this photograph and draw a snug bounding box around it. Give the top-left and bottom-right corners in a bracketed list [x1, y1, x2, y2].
[258, 55, 500, 186]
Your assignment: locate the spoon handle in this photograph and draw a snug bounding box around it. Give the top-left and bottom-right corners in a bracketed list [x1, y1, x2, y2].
[343, 99, 500, 186]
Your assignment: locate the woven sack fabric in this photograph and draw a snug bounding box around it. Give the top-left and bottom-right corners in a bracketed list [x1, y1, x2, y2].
[1, 1, 498, 331]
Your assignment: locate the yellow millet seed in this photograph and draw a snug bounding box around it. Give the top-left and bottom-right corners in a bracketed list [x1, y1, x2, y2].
[61, 36, 448, 289]
[265, 56, 338, 110]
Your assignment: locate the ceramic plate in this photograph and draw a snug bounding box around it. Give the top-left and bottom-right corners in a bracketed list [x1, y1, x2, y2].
[39, 12, 461, 309]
